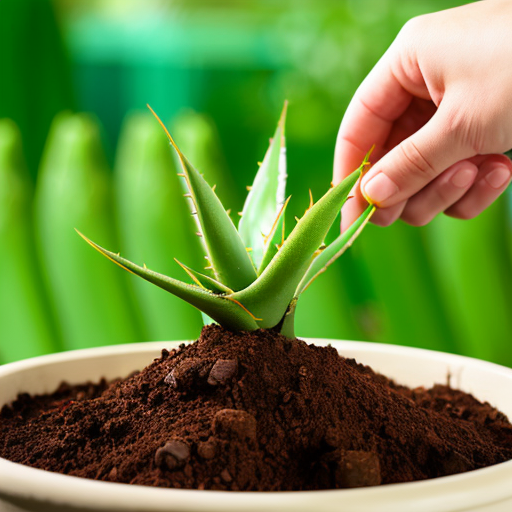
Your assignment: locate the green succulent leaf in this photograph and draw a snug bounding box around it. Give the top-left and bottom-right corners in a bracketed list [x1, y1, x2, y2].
[174, 259, 234, 294]
[278, 298, 298, 339]
[232, 168, 361, 328]
[147, 106, 257, 292]
[76, 230, 259, 331]
[238, 102, 288, 268]
[277, 205, 374, 339]
[297, 204, 376, 295]
[257, 196, 290, 275]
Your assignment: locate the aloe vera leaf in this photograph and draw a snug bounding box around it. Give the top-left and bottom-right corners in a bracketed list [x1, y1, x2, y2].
[257, 196, 290, 275]
[354, 220, 456, 353]
[34, 113, 142, 350]
[148, 106, 257, 291]
[425, 200, 512, 365]
[170, 109, 236, 327]
[238, 103, 288, 268]
[297, 204, 376, 294]
[279, 298, 297, 339]
[0, 119, 59, 362]
[174, 259, 234, 294]
[233, 168, 360, 328]
[170, 109, 237, 213]
[114, 112, 202, 340]
[284, 151, 375, 340]
[279, 207, 374, 340]
[78, 232, 259, 332]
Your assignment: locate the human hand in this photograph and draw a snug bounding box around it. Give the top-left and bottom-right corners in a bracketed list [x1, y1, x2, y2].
[334, 0, 512, 231]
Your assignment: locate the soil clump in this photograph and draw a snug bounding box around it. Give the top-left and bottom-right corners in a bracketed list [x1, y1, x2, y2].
[1, 325, 512, 491]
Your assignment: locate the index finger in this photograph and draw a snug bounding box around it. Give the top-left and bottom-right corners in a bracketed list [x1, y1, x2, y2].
[334, 53, 413, 183]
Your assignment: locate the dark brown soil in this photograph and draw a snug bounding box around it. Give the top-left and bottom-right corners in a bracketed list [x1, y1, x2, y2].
[1, 325, 512, 491]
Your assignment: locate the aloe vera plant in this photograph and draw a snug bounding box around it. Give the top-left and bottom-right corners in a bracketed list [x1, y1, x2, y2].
[79, 105, 375, 339]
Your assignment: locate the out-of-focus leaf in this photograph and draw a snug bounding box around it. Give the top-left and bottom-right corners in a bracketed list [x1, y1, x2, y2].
[0, 119, 59, 362]
[353, 220, 457, 353]
[34, 113, 141, 350]
[426, 200, 512, 365]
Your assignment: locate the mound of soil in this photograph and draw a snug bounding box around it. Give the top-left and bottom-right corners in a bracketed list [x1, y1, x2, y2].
[1, 325, 512, 491]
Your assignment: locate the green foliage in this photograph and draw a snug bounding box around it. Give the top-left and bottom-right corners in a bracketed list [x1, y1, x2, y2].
[353, 222, 457, 353]
[0, 119, 58, 363]
[168, 129, 258, 291]
[81, 107, 373, 338]
[425, 200, 512, 365]
[35, 113, 142, 350]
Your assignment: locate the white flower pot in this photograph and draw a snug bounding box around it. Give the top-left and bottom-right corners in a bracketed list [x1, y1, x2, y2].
[1, 339, 512, 512]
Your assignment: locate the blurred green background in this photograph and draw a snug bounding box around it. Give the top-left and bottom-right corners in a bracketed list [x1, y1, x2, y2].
[1, 0, 511, 366]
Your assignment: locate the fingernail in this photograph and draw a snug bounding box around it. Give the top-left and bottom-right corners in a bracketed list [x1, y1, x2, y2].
[451, 167, 476, 188]
[363, 173, 399, 205]
[485, 165, 511, 189]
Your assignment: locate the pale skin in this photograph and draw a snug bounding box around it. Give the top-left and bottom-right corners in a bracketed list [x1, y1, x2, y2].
[334, 0, 512, 231]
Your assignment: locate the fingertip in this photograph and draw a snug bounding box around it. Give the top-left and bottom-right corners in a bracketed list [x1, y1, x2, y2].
[478, 157, 512, 192]
[484, 164, 512, 190]
[443, 155, 512, 220]
[361, 171, 400, 207]
[400, 160, 478, 226]
[333, 137, 368, 185]
[449, 162, 478, 189]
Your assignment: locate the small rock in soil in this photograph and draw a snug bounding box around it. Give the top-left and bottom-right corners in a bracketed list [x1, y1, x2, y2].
[220, 468, 233, 483]
[324, 426, 342, 448]
[155, 439, 191, 471]
[213, 409, 257, 442]
[335, 451, 381, 488]
[207, 359, 238, 386]
[282, 391, 293, 404]
[197, 439, 217, 460]
[164, 358, 208, 390]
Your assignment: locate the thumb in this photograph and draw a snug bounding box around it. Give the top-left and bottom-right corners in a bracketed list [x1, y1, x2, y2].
[360, 107, 476, 208]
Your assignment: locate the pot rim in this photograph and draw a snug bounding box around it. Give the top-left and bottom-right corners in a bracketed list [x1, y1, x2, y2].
[1, 339, 512, 512]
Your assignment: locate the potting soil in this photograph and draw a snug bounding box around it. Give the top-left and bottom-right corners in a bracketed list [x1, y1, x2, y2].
[1, 325, 512, 491]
